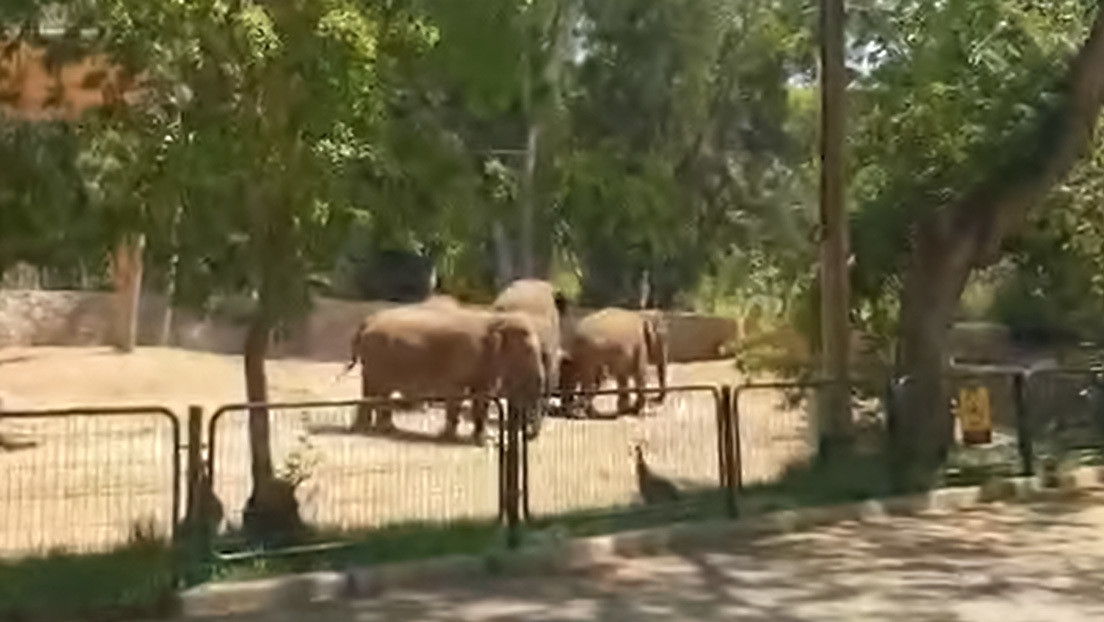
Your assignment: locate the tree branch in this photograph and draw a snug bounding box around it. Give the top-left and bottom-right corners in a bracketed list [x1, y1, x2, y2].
[943, 1, 1104, 265]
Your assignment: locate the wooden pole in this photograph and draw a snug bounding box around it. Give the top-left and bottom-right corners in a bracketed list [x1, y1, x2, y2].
[818, 0, 853, 454]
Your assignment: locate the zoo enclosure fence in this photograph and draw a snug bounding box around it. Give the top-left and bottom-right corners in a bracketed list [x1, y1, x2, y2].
[4, 368, 1100, 561]
[0, 405, 180, 558]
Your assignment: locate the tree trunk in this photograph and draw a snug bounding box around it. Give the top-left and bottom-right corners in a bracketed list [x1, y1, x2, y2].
[817, 0, 852, 455]
[492, 221, 515, 289]
[519, 120, 540, 279]
[894, 3, 1104, 490]
[160, 203, 183, 346]
[110, 234, 145, 353]
[894, 227, 975, 489]
[244, 313, 274, 486]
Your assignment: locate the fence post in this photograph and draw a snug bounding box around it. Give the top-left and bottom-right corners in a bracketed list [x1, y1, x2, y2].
[716, 387, 730, 491]
[722, 386, 739, 518]
[504, 402, 522, 549]
[183, 406, 211, 568]
[1013, 372, 1035, 477]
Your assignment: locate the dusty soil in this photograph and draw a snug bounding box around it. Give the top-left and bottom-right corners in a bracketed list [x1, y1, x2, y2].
[0, 347, 812, 556]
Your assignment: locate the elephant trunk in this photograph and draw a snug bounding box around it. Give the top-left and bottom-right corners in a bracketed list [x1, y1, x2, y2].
[646, 317, 668, 404]
[654, 342, 668, 404]
[345, 331, 361, 374]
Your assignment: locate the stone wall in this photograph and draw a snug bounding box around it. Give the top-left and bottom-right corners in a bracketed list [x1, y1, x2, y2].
[0, 290, 741, 364]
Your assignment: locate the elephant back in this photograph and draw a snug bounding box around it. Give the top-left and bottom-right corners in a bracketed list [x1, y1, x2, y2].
[492, 279, 562, 359]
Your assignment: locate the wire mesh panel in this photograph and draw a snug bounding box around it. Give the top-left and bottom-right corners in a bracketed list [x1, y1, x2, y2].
[0, 407, 180, 558]
[207, 397, 501, 536]
[1024, 368, 1104, 457]
[937, 370, 1024, 480]
[525, 386, 725, 518]
[734, 385, 820, 486]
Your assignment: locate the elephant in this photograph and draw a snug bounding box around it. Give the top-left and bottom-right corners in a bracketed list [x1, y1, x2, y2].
[347, 303, 545, 443]
[492, 279, 567, 437]
[560, 307, 668, 418]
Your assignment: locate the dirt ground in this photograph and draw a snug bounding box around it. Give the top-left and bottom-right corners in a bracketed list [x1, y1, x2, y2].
[0, 347, 813, 556]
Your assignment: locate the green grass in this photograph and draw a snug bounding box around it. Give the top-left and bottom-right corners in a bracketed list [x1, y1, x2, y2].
[202, 519, 503, 583]
[736, 451, 896, 514]
[0, 539, 176, 622]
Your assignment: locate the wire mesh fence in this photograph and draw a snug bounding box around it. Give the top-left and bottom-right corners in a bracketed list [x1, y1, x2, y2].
[206, 397, 504, 538]
[733, 383, 821, 487]
[1023, 368, 1104, 462]
[734, 371, 1033, 489]
[12, 364, 1101, 561]
[0, 407, 180, 558]
[524, 386, 730, 521]
[935, 369, 1027, 482]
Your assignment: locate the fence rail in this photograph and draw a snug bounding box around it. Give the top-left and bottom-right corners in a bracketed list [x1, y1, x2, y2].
[0, 406, 180, 558]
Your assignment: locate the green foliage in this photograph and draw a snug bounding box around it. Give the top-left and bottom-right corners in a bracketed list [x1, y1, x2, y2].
[990, 137, 1104, 343]
[564, 0, 816, 307]
[0, 119, 96, 273]
[850, 0, 1093, 329]
[74, 0, 420, 325]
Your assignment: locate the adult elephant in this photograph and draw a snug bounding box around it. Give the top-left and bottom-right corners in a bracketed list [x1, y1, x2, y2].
[347, 304, 544, 443]
[561, 308, 668, 418]
[492, 279, 567, 438]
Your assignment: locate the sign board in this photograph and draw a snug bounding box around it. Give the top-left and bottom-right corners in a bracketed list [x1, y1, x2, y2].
[955, 385, 993, 445]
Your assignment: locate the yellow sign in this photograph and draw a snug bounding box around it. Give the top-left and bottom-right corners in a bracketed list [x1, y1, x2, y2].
[956, 385, 993, 445]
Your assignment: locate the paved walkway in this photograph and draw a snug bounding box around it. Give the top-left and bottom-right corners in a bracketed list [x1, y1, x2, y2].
[209, 491, 1104, 621]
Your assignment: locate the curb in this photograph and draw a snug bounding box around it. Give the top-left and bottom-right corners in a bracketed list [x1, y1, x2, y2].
[178, 466, 1104, 618]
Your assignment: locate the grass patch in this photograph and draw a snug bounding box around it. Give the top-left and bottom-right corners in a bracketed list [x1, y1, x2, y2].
[0, 538, 175, 622]
[205, 519, 501, 583]
[737, 451, 896, 514]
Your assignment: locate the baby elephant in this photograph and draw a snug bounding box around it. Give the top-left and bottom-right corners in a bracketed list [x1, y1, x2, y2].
[561, 308, 668, 418]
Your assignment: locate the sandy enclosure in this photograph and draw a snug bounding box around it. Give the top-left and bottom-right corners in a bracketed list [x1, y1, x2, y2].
[0, 347, 813, 556]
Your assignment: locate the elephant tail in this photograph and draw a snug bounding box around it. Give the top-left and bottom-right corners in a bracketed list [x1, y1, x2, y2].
[339, 327, 363, 379]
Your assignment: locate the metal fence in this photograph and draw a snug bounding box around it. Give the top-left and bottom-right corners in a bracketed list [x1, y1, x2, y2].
[935, 368, 1029, 481]
[206, 396, 507, 539]
[1022, 368, 1104, 462]
[0, 406, 180, 558]
[732, 370, 1040, 489]
[733, 381, 826, 487]
[9, 364, 1104, 560]
[522, 385, 736, 522]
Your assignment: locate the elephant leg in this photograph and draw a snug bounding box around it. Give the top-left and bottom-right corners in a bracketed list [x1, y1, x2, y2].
[352, 369, 375, 432]
[441, 398, 461, 438]
[615, 373, 634, 415]
[470, 394, 489, 444]
[582, 367, 603, 419]
[375, 402, 395, 432]
[557, 358, 581, 418]
[631, 361, 648, 415]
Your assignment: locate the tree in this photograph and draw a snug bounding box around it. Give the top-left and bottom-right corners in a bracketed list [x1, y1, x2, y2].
[854, 1, 1104, 489]
[85, 0, 420, 536]
[418, 0, 578, 282]
[0, 10, 150, 351]
[562, 0, 812, 307]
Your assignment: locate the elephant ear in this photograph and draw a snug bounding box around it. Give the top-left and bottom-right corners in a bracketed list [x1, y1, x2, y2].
[642, 314, 666, 357]
[488, 315, 528, 359]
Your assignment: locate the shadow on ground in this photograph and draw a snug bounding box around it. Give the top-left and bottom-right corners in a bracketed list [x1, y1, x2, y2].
[208, 491, 1104, 622]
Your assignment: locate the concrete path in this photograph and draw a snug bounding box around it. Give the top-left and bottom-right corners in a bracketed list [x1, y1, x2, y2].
[201, 491, 1104, 621]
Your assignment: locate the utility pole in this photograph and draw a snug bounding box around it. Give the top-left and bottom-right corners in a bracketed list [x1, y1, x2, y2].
[818, 0, 853, 456]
